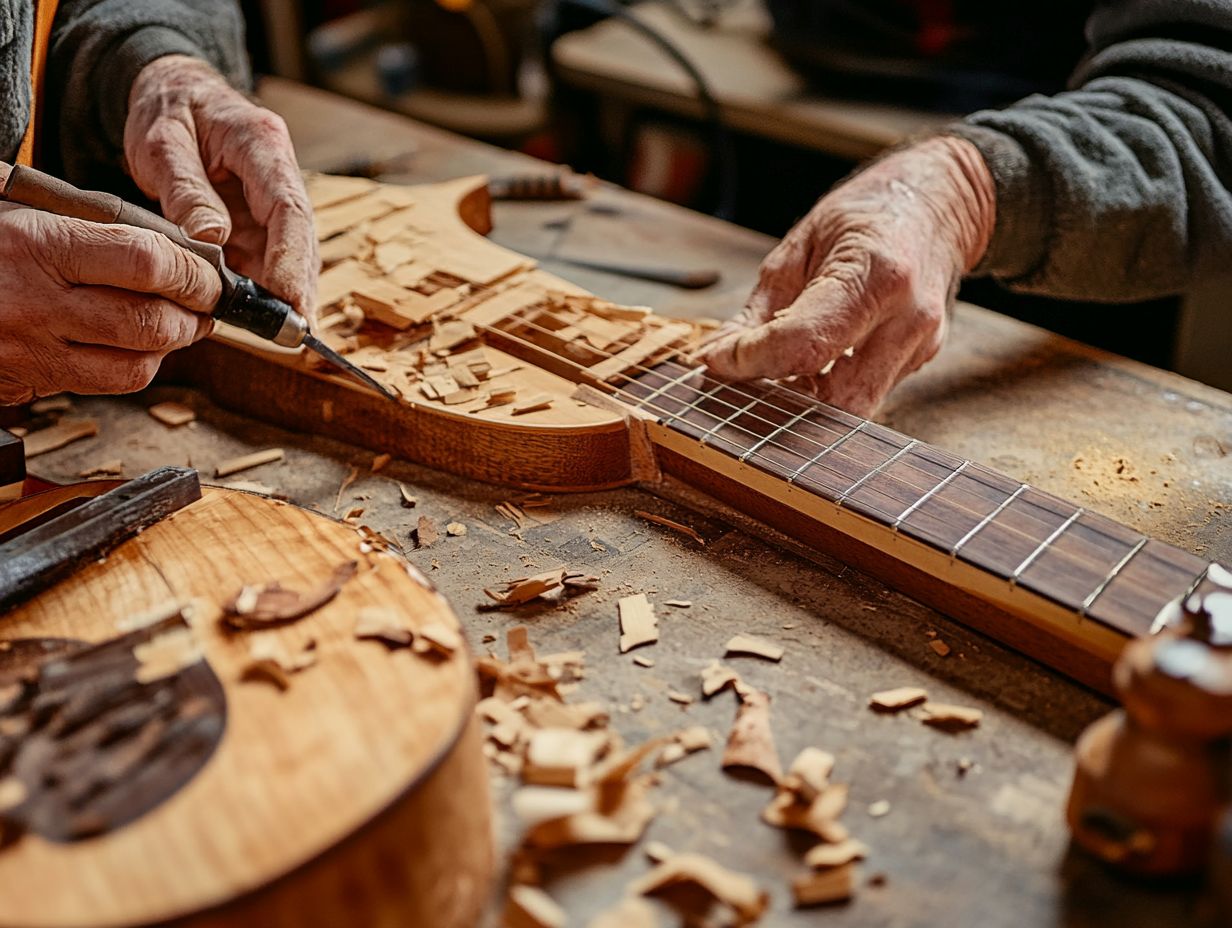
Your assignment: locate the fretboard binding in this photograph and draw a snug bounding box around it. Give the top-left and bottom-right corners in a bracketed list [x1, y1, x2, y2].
[1011, 507, 1084, 585]
[1079, 536, 1149, 616]
[893, 460, 970, 530]
[738, 405, 820, 463]
[836, 439, 920, 506]
[951, 483, 1028, 558]
[787, 420, 867, 485]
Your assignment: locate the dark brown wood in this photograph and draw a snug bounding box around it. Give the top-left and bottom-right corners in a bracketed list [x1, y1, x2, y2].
[0, 429, 23, 494]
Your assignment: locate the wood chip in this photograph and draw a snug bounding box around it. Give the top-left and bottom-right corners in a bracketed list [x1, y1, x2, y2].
[867, 800, 891, 818]
[523, 728, 611, 787]
[658, 725, 712, 767]
[663, 599, 692, 608]
[636, 510, 705, 545]
[632, 655, 655, 668]
[371, 452, 392, 473]
[398, 484, 417, 508]
[215, 447, 284, 478]
[804, 838, 869, 870]
[586, 897, 657, 928]
[223, 561, 357, 628]
[354, 606, 414, 648]
[504, 885, 566, 928]
[23, 418, 98, 458]
[722, 689, 781, 783]
[147, 401, 196, 428]
[29, 394, 71, 415]
[725, 634, 784, 662]
[77, 459, 123, 478]
[869, 686, 929, 713]
[630, 853, 769, 924]
[763, 781, 849, 838]
[701, 660, 741, 699]
[446, 521, 467, 536]
[783, 747, 835, 802]
[485, 567, 567, 606]
[414, 515, 440, 548]
[413, 622, 461, 657]
[618, 593, 658, 653]
[242, 636, 318, 690]
[667, 689, 694, 706]
[930, 639, 952, 658]
[919, 702, 982, 732]
[511, 394, 554, 415]
[792, 863, 858, 907]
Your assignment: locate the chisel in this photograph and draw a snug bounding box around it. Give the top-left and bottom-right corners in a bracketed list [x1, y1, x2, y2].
[0, 162, 397, 401]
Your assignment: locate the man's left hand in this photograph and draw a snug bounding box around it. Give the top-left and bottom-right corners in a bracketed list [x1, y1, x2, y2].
[124, 55, 319, 320]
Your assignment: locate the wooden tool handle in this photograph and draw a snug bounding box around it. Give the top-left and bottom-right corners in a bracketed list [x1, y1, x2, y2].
[2, 164, 223, 268]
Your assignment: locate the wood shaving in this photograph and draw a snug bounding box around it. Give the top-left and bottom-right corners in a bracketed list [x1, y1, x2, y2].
[657, 725, 711, 767]
[78, 459, 123, 478]
[485, 567, 566, 606]
[242, 636, 318, 690]
[23, 418, 98, 458]
[724, 634, 784, 662]
[618, 593, 658, 653]
[722, 689, 781, 784]
[869, 687, 928, 713]
[147, 401, 196, 428]
[663, 599, 692, 608]
[523, 729, 611, 787]
[215, 448, 284, 478]
[919, 702, 982, 732]
[29, 395, 71, 415]
[354, 607, 414, 648]
[371, 452, 392, 473]
[133, 626, 203, 684]
[792, 863, 858, 907]
[630, 852, 769, 925]
[667, 689, 694, 706]
[701, 660, 741, 699]
[504, 885, 566, 928]
[929, 639, 952, 658]
[867, 800, 891, 818]
[635, 510, 705, 545]
[335, 465, 360, 512]
[413, 622, 461, 657]
[398, 484, 417, 508]
[223, 561, 357, 629]
[446, 521, 468, 536]
[511, 394, 554, 416]
[414, 515, 440, 548]
[804, 838, 868, 869]
[586, 897, 657, 928]
[632, 655, 655, 668]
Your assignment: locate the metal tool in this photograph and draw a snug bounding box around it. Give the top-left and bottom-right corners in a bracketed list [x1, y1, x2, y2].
[0, 162, 397, 401]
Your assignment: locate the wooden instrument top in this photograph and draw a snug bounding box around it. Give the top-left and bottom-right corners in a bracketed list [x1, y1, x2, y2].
[0, 488, 475, 928]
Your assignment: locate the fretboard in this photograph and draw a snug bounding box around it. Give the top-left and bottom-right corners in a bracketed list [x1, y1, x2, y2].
[616, 360, 1211, 641]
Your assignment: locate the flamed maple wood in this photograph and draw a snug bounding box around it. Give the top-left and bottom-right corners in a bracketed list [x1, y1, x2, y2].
[166, 174, 1220, 693]
[0, 487, 492, 928]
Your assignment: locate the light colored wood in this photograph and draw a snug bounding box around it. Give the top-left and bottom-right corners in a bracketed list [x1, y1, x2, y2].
[22, 418, 97, 458]
[0, 488, 491, 928]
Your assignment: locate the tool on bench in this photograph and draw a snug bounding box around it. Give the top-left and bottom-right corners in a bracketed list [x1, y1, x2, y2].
[0, 162, 398, 401]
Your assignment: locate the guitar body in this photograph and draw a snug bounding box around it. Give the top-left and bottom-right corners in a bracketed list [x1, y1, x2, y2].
[164, 174, 1220, 695]
[0, 486, 492, 928]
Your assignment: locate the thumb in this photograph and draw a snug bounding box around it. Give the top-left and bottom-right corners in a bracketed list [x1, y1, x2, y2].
[700, 274, 872, 382]
[131, 116, 231, 245]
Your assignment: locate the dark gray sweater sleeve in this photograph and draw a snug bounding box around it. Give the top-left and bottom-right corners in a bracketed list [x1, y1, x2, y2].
[947, 0, 1232, 302]
[46, 0, 251, 185]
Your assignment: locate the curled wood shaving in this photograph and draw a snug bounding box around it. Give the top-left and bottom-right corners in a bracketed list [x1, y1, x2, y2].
[722, 689, 781, 784]
[869, 686, 928, 712]
[701, 660, 741, 699]
[398, 484, 418, 507]
[630, 853, 769, 925]
[223, 561, 358, 629]
[334, 465, 360, 512]
[354, 607, 414, 648]
[724, 634, 784, 662]
[618, 593, 658, 653]
[413, 622, 461, 657]
[636, 510, 705, 545]
[919, 702, 982, 731]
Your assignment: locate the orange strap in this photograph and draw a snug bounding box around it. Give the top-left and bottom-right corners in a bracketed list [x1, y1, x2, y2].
[16, 0, 60, 167]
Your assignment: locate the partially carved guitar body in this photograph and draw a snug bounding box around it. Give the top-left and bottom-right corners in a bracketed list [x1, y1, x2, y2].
[171, 175, 1222, 694]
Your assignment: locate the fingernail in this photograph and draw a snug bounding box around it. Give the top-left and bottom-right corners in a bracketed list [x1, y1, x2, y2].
[190, 222, 227, 244]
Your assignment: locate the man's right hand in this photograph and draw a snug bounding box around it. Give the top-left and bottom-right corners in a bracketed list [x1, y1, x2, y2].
[0, 205, 221, 405]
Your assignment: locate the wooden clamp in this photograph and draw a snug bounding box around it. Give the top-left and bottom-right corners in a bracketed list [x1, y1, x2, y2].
[0, 466, 202, 614]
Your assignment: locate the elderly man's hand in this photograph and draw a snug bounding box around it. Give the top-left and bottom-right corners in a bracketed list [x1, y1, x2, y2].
[0, 205, 220, 404]
[125, 55, 319, 319]
[700, 136, 995, 417]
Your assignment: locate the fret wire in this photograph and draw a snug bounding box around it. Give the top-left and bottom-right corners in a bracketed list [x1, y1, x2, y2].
[787, 421, 868, 485]
[1150, 563, 1212, 635]
[836, 440, 919, 506]
[1182, 563, 1213, 610]
[739, 404, 819, 463]
[699, 398, 760, 445]
[1079, 536, 1149, 616]
[1010, 507, 1085, 584]
[659, 379, 724, 429]
[893, 460, 969, 530]
[496, 314, 1174, 571]
[950, 484, 1027, 557]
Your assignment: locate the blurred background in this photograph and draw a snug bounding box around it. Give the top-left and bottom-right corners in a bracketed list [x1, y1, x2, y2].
[239, 0, 1222, 387]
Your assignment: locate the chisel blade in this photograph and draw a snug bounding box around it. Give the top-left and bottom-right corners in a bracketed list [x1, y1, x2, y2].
[302, 333, 400, 402]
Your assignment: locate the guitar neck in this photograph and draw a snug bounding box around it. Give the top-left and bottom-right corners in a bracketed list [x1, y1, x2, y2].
[615, 359, 1213, 690]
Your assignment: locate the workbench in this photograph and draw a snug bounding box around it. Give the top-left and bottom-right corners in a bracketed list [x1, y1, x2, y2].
[24, 78, 1231, 926]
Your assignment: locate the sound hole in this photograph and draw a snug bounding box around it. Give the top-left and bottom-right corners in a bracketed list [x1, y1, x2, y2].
[0, 627, 226, 845]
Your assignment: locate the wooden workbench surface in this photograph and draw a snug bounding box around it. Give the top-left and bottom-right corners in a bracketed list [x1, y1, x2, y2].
[25, 79, 1230, 926]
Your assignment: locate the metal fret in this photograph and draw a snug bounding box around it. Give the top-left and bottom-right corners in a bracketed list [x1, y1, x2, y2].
[699, 398, 759, 446]
[1010, 507, 1084, 584]
[836, 440, 919, 506]
[739, 404, 819, 463]
[893, 460, 969, 530]
[636, 365, 705, 419]
[1150, 563, 1212, 635]
[1079, 536, 1148, 616]
[950, 483, 1027, 558]
[659, 377, 721, 428]
[787, 420, 867, 485]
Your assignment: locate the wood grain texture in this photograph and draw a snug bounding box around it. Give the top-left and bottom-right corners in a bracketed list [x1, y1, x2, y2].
[0, 489, 492, 928]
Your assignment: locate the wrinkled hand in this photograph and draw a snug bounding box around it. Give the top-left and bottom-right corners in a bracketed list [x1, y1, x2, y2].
[0, 204, 220, 404]
[700, 136, 995, 416]
[125, 55, 318, 319]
